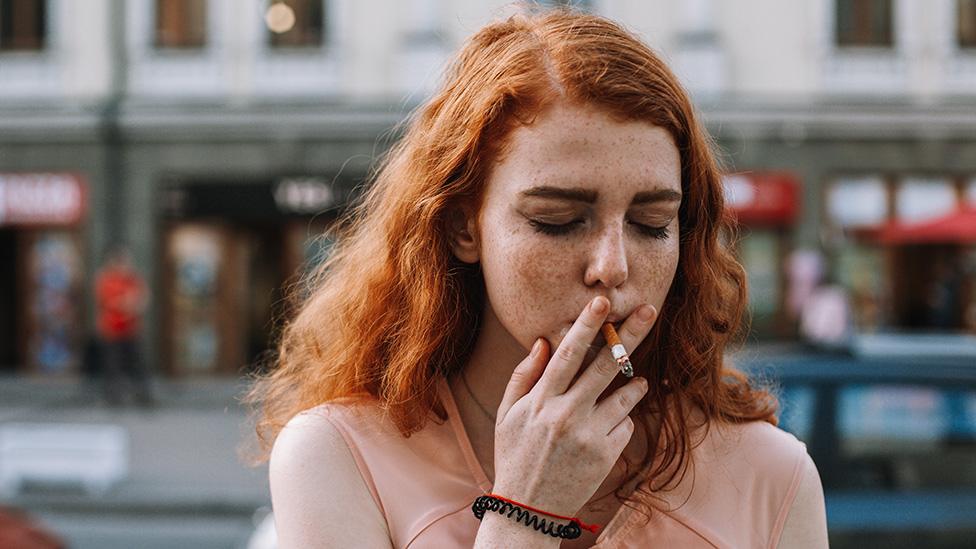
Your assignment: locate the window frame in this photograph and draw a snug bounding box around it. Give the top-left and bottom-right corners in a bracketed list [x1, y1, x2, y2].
[0, 0, 48, 52]
[153, 0, 208, 51]
[834, 0, 896, 49]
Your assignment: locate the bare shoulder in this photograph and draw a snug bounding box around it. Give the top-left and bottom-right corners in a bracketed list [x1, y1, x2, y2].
[711, 421, 828, 547]
[776, 452, 829, 548]
[710, 419, 809, 469]
[270, 405, 392, 549]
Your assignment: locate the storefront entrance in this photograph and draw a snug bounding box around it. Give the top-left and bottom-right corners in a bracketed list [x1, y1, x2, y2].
[159, 178, 341, 376]
[0, 174, 86, 375]
[891, 245, 972, 331]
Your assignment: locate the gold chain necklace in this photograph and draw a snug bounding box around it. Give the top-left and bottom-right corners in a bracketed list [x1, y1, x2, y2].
[460, 370, 496, 423]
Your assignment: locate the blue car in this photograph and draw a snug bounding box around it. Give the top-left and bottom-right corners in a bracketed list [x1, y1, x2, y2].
[740, 351, 976, 549]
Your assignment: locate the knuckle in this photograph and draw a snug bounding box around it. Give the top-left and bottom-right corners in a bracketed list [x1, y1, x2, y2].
[508, 368, 532, 385]
[622, 322, 643, 344]
[616, 390, 635, 410]
[595, 358, 619, 377]
[582, 312, 602, 330]
[547, 415, 571, 438]
[610, 384, 645, 412]
[555, 343, 579, 363]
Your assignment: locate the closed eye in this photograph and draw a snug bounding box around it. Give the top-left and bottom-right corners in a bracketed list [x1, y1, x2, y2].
[528, 219, 670, 240]
[527, 219, 584, 236]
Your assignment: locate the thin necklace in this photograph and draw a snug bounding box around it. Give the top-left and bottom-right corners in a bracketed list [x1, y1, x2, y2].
[460, 370, 496, 423]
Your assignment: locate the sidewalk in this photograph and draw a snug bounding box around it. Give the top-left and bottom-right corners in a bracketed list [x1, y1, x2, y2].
[0, 375, 271, 548]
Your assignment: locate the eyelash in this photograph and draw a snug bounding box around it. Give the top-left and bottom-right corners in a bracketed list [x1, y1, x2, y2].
[528, 219, 671, 240]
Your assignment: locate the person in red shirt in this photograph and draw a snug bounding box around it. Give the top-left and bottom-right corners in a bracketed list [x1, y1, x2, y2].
[95, 245, 153, 407]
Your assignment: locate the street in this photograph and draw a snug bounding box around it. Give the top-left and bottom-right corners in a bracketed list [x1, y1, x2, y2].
[0, 376, 270, 549]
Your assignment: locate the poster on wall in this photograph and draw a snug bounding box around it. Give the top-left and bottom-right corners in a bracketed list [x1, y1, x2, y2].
[169, 225, 222, 373]
[27, 232, 81, 374]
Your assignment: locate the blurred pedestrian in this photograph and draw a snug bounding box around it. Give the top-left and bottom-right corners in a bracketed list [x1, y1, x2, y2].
[94, 244, 154, 407]
[799, 273, 853, 351]
[925, 256, 964, 330]
[785, 248, 824, 324]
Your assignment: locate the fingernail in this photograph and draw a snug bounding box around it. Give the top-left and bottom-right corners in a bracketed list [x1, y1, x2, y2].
[590, 297, 608, 314]
[531, 338, 543, 355]
[638, 305, 655, 322]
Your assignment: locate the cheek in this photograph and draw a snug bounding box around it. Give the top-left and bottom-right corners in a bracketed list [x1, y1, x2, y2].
[634, 239, 680, 308]
[479, 226, 571, 338]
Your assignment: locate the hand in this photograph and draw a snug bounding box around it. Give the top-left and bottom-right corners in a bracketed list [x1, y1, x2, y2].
[491, 296, 659, 517]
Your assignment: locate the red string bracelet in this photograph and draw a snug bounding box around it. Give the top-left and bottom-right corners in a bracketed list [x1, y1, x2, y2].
[486, 493, 602, 534]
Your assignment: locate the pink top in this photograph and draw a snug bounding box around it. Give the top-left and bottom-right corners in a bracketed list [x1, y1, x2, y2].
[313, 377, 813, 548]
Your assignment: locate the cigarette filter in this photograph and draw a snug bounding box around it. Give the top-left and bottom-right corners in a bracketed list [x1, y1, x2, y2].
[600, 323, 634, 377]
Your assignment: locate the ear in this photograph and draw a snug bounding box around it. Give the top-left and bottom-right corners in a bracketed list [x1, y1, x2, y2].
[447, 205, 480, 264]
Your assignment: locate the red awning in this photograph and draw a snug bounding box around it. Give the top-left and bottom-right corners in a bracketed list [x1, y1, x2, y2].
[876, 206, 976, 244]
[722, 172, 800, 227]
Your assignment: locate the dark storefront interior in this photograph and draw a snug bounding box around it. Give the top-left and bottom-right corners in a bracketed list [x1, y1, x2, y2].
[0, 229, 20, 370]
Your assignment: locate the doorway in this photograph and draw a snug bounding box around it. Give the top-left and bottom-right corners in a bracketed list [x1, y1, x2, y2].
[891, 245, 968, 330]
[0, 229, 20, 371]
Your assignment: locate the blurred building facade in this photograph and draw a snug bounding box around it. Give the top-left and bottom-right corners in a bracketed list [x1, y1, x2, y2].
[1, 0, 975, 377]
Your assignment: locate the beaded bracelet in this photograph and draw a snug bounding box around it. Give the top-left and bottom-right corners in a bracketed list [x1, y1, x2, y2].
[471, 493, 602, 540]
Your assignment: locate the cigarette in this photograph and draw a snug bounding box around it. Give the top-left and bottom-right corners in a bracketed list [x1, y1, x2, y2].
[600, 323, 634, 377]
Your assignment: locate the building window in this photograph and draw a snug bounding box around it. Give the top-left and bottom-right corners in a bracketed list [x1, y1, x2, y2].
[835, 0, 894, 48]
[895, 178, 956, 223]
[538, 0, 592, 9]
[827, 176, 888, 228]
[269, 0, 324, 49]
[0, 0, 46, 51]
[960, 0, 976, 49]
[155, 0, 207, 49]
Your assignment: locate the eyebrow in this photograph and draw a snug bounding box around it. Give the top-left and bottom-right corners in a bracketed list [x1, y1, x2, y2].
[518, 185, 682, 205]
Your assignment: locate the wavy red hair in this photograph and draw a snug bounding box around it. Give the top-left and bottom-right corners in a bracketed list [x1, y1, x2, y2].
[245, 6, 778, 522]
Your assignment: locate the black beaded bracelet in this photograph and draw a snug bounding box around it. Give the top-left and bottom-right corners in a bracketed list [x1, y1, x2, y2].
[471, 494, 583, 540]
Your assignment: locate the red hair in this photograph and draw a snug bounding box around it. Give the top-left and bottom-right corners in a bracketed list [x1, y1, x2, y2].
[245, 6, 777, 522]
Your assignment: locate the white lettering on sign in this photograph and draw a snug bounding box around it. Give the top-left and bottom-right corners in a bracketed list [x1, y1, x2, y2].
[0, 173, 86, 226]
[273, 178, 334, 214]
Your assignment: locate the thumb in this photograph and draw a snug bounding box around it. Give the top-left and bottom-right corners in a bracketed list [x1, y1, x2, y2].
[496, 338, 548, 425]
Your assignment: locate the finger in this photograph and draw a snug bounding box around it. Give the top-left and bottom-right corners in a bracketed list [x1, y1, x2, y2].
[606, 414, 635, 455]
[496, 337, 548, 425]
[593, 376, 648, 436]
[571, 304, 658, 406]
[536, 296, 610, 396]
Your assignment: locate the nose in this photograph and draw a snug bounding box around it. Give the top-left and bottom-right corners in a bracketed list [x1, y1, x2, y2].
[583, 221, 628, 289]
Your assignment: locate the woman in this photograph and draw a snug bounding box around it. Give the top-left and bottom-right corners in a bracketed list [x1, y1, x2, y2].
[248, 8, 828, 548]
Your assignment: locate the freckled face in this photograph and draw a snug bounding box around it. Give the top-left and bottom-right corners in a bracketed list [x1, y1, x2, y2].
[471, 101, 682, 361]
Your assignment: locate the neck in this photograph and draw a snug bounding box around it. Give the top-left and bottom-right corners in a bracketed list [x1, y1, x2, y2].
[457, 305, 526, 423]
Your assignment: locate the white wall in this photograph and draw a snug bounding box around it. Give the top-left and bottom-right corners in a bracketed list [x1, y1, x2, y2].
[2, 0, 974, 104]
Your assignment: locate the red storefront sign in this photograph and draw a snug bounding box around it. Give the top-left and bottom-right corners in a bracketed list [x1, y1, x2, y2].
[722, 172, 800, 226]
[0, 173, 87, 226]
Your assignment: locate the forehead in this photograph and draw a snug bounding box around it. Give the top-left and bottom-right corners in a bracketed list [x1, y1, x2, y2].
[486, 102, 682, 200]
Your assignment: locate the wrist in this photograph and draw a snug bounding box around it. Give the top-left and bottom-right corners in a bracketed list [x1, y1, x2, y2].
[475, 512, 563, 549]
[472, 494, 596, 542]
